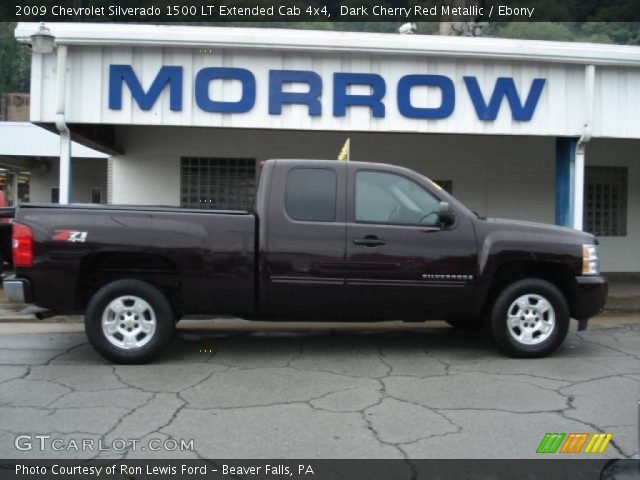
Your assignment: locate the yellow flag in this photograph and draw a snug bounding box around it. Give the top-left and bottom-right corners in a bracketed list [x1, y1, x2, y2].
[337, 138, 350, 161]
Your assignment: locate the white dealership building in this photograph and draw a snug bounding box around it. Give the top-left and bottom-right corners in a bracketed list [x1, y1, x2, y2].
[14, 22, 640, 272]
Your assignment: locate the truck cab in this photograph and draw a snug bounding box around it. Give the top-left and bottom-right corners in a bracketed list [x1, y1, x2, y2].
[258, 160, 477, 321]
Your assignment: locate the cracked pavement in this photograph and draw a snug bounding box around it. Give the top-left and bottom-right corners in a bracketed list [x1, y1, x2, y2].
[0, 317, 638, 460]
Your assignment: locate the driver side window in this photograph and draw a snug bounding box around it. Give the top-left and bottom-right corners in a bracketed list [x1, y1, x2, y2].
[355, 171, 441, 226]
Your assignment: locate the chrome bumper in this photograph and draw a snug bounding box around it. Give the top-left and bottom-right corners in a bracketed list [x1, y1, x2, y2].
[2, 276, 31, 303]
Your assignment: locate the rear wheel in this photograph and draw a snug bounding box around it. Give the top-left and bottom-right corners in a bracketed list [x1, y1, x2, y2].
[85, 279, 174, 364]
[489, 278, 569, 358]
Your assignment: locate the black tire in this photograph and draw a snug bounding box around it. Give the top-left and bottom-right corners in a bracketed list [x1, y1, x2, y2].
[446, 317, 484, 331]
[489, 278, 570, 358]
[85, 279, 175, 364]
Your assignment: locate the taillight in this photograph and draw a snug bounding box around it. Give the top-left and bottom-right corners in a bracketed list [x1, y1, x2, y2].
[12, 222, 33, 267]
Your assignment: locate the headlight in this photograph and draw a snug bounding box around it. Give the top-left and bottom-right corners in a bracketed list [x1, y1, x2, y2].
[582, 244, 600, 275]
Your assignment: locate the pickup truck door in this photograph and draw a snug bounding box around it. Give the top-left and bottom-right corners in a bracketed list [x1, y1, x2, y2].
[345, 164, 477, 320]
[262, 161, 347, 318]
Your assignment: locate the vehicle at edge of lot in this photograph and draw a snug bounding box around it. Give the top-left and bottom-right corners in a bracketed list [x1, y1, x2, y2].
[3, 159, 607, 363]
[0, 206, 15, 269]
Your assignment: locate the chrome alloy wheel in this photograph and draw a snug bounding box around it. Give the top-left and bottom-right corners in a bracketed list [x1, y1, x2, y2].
[506, 294, 556, 346]
[101, 295, 156, 349]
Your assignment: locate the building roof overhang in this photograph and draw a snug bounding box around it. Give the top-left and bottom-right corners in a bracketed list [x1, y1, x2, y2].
[14, 22, 640, 68]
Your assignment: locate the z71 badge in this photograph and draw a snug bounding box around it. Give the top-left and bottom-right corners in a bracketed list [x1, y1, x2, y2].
[52, 230, 88, 242]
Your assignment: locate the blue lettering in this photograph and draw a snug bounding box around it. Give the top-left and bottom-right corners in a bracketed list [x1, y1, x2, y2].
[108, 64, 545, 122]
[108, 65, 182, 111]
[333, 73, 386, 118]
[397, 75, 455, 119]
[195, 67, 255, 113]
[464, 76, 546, 121]
[269, 70, 322, 116]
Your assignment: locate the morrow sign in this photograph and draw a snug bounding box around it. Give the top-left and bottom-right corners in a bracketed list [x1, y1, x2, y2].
[108, 65, 546, 121]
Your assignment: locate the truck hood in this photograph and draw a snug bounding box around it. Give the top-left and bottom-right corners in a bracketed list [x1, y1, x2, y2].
[483, 217, 597, 244]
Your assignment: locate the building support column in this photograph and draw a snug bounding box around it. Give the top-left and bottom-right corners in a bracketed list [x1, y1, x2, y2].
[556, 64, 595, 231]
[573, 143, 586, 231]
[572, 64, 595, 231]
[56, 122, 72, 204]
[55, 44, 72, 204]
[555, 138, 577, 228]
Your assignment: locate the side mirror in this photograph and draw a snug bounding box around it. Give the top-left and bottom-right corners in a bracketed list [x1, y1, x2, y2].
[438, 201, 455, 227]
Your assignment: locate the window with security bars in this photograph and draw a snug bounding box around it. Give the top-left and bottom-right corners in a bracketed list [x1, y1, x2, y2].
[180, 157, 257, 211]
[584, 166, 627, 237]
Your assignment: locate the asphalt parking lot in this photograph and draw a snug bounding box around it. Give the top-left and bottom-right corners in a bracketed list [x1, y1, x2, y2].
[0, 316, 638, 460]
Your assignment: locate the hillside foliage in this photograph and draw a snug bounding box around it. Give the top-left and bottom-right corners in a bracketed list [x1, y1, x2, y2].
[1, 22, 638, 95]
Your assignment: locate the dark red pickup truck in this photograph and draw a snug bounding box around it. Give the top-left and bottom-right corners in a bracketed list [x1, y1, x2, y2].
[3, 159, 607, 363]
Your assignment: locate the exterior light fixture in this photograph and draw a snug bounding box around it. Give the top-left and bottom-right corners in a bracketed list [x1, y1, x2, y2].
[398, 23, 417, 34]
[30, 23, 55, 54]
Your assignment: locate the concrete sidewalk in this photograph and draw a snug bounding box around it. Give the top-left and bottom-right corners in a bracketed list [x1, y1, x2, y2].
[0, 289, 39, 322]
[605, 273, 640, 313]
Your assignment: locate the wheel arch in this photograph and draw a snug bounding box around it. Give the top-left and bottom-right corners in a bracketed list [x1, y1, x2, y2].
[75, 251, 182, 315]
[483, 261, 576, 318]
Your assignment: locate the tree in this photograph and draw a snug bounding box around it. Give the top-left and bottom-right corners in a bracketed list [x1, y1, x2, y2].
[483, 22, 639, 45]
[484, 22, 579, 41]
[0, 23, 30, 95]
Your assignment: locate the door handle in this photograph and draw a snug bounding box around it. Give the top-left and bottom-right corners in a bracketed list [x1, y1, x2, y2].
[353, 236, 386, 247]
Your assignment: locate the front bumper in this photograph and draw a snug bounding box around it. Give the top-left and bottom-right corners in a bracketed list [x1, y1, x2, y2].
[2, 275, 32, 304]
[573, 274, 608, 321]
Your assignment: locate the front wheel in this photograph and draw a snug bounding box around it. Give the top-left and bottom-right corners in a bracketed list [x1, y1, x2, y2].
[489, 278, 570, 358]
[85, 279, 175, 364]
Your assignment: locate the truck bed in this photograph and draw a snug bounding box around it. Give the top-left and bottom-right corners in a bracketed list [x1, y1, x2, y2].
[14, 203, 257, 316]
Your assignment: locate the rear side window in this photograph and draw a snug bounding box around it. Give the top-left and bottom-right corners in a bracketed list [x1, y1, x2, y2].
[285, 168, 337, 222]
